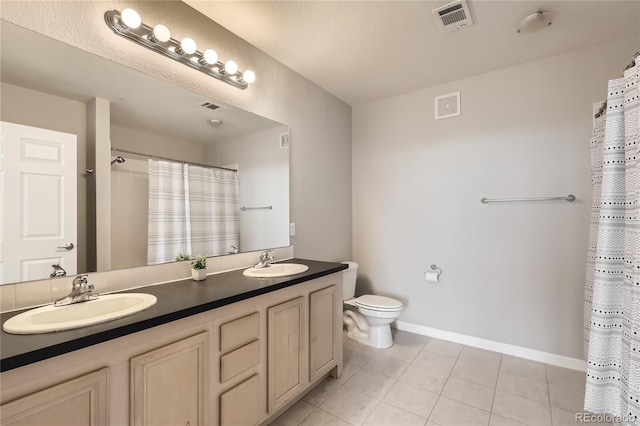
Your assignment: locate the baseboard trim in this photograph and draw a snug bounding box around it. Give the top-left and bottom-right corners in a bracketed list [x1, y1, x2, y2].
[394, 320, 587, 372]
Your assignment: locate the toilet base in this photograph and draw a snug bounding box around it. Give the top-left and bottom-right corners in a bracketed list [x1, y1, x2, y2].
[365, 324, 393, 349]
[343, 310, 394, 349]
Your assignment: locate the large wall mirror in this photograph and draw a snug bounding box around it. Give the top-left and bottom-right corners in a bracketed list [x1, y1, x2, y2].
[0, 21, 290, 285]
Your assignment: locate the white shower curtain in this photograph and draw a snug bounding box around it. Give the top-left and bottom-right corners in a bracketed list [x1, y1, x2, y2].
[584, 61, 640, 423]
[186, 165, 239, 257]
[147, 160, 190, 265]
[147, 160, 240, 264]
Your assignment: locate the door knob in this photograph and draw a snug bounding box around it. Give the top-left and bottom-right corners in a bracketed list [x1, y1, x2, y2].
[56, 243, 75, 251]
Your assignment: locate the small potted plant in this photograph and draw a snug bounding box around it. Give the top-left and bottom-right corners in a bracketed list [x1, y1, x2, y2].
[191, 255, 207, 281]
[175, 253, 191, 262]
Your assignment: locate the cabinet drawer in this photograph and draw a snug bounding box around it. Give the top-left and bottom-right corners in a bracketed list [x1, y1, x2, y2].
[220, 374, 261, 426]
[220, 340, 260, 383]
[220, 312, 260, 353]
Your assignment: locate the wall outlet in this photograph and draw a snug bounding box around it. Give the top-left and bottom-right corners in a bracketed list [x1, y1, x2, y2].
[289, 223, 295, 236]
[280, 132, 290, 149]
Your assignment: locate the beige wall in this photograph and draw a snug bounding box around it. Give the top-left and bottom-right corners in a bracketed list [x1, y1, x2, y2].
[0, 0, 352, 264]
[352, 36, 639, 359]
[110, 157, 148, 270]
[110, 124, 207, 165]
[0, 82, 88, 274]
[207, 126, 290, 252]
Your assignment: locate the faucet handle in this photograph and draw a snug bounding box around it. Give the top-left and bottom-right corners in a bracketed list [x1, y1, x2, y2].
[50, 264, 67, 278]
[72, 274, 88, 288]
[260, 249, 275, 261]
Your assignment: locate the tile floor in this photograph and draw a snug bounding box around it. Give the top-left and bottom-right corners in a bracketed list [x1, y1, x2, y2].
[269, 330, 601, 426]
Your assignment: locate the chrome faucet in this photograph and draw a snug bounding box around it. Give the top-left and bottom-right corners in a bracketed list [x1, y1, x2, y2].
[50, 264, 67, 278]
[228, 245, 240, 254]
[54, 274, 99, 306]
[253, 250, 274, 269]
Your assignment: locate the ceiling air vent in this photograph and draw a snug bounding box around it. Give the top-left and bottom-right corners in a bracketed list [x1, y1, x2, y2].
[199, 101, 222, 111]
[432, 0, 474, 33]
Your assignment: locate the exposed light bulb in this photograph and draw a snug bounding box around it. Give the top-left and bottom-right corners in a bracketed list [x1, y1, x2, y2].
[224, 60, 238, 74]
[242, 70, 256, 84]
[202, 49, 218, 65]
[121, 8, 141, 29]
[152, 24, 171, 43]
[180, 37, 197, 55]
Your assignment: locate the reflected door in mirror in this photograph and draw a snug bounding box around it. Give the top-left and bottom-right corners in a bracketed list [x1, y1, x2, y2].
[0, 121, 77, 284]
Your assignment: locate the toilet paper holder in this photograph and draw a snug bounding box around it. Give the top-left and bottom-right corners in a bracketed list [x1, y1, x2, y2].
[430, 264, 443, 278]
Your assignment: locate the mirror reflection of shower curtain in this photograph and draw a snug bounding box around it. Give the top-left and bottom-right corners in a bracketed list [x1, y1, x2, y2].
[186, 164, 240, 258]
[147, 160, 190, 265]
[147, 160, 239, 265]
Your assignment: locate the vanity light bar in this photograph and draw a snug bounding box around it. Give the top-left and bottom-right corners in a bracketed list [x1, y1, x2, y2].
[104, 9, 255, 90]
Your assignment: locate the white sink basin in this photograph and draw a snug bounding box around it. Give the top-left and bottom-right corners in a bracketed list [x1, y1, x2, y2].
[3, 293, 157, 334]
[243, 263, 309, 278]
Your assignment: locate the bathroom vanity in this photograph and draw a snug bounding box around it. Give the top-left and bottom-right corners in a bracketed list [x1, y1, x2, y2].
[0, 259, 346, 426]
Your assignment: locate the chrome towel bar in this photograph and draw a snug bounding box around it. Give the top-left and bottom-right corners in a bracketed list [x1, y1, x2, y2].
[240, 206, 273, 211]
[480, 195, 576, 204]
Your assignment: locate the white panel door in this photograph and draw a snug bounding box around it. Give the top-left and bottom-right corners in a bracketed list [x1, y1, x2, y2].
[1, 121, 77, 284]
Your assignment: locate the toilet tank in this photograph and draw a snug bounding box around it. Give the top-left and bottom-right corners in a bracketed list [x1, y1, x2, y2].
[341, 261, 358, 300]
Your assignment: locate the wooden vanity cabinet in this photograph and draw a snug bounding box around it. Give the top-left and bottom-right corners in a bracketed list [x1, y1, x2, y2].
[309, 285, 338, 382]
[215, 309, 264, 426]
[0, 272, 343, 426]
[219, 374, 261, 426]
[267, 296, 305, 413]
[0, 368, 108, 426]
[130, 332, 208, 426]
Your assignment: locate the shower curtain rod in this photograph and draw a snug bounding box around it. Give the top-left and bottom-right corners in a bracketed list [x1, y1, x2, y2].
[595, 52, 639, 119]
[110, 148, 237, 172]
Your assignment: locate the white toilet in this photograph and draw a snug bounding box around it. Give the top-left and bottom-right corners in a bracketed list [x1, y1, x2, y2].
[342, 261, 404, 349]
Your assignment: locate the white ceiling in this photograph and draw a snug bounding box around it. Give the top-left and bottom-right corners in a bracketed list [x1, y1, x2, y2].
[185, 0, 640, 106]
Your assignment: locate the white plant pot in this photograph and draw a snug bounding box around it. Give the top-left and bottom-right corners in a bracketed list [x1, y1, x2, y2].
[191, 269, 207, 281]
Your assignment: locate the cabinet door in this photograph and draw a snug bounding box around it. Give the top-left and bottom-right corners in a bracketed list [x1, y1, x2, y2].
[130, 332, 208, 426]
[267, 297, 305, 413]
[0, 368, 108, 426]
[309, 285, 337, 382]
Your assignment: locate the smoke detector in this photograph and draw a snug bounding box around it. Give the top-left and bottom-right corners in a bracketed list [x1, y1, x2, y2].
[432, 0, 474, 33]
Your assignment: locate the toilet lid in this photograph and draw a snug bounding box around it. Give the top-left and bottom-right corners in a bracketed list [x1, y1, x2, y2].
[354, 295, 404, 311]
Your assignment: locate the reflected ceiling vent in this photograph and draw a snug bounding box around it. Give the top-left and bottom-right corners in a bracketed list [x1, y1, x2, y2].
[199, 101, 222, 111]
[432, 0, 474, 33]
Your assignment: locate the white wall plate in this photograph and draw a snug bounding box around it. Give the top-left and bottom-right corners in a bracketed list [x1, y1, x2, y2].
[434, 92, 461, 120]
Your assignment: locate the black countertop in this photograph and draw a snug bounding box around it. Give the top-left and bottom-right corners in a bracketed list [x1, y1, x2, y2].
[0, 259, 347, 372]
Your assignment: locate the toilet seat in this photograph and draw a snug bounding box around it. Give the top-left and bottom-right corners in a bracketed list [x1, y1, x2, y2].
[357, 306, 403, 319]
[347, 295, 404, 312]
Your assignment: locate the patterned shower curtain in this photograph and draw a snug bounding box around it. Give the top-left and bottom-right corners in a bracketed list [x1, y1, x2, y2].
[186, 164, 240, 257]
[147, 160, 240, 264]
[147, 160, 190, 265]
[584, 61, 640, 423]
